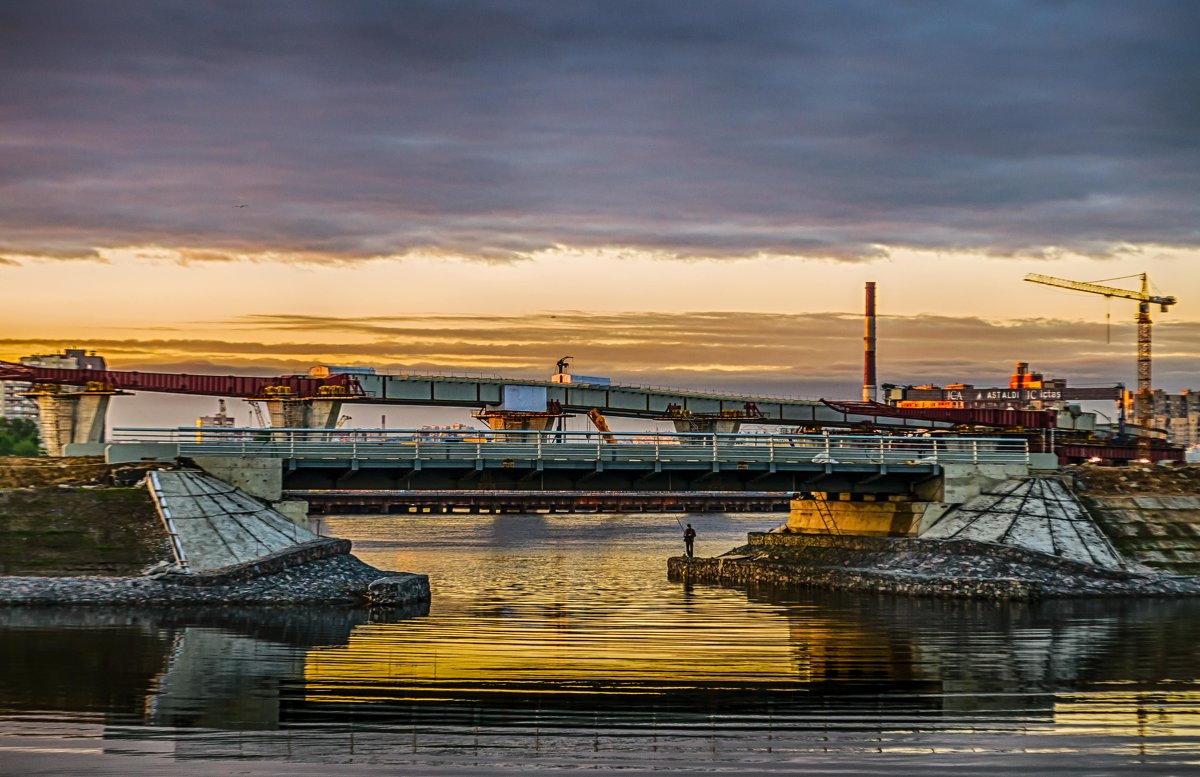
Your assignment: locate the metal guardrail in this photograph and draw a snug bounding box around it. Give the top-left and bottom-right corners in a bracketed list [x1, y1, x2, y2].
[112, 428, 1030, 466]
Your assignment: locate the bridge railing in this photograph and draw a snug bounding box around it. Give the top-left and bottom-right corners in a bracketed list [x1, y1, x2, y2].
[111, 428, 1030, 465]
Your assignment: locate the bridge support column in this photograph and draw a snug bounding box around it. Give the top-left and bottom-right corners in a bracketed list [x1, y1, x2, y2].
[26, 387, 126, 457]
[472, 410, 561, 432]
[786, 492, 926, 536]
[264, 399, 343, 429]
[670, 418, 742, 434]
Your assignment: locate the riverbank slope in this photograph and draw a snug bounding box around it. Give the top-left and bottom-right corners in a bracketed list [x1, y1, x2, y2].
[672, 465, 1200, 600]
[0, 457, 429, 606]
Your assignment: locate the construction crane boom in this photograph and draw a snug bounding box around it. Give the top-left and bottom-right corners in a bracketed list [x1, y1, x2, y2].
[247, 400, 268, 428]
[1024, 273, 1176, 309]
[1024, 272, 1176, 430]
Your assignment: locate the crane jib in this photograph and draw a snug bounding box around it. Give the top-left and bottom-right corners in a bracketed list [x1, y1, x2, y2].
[1023, 271, 1176, 431]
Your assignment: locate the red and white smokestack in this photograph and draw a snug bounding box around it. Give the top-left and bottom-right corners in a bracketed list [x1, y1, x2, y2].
[863, 281, 877, 403]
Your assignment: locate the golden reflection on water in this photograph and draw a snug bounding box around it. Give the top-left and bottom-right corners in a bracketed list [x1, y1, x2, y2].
[1053, 690, 1200, 739]
[297, 512, 1200, 751]
[304, 608, 810, 697]
[308, 513, 848, 699]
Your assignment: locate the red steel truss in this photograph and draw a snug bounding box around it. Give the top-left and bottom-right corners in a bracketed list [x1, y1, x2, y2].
[823, 400, 1057, 429]
[0, 361, 363, 399]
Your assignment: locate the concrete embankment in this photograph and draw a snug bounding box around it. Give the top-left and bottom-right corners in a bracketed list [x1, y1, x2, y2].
[1069, 465, 1200, 575]
[0, 486, 171, 576]
[0, 457, 429, 607]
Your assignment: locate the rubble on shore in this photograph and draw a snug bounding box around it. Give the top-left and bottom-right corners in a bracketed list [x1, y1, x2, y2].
[670, 531, 1200, 601]
[0, 535, 430, 607]
[0, 552, 426, 606]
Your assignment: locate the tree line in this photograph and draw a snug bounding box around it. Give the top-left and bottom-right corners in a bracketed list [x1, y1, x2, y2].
[0, 418, 40, 456]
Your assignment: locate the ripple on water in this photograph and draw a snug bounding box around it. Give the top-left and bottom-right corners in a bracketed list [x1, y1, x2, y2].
[1, 511, 1198, 774]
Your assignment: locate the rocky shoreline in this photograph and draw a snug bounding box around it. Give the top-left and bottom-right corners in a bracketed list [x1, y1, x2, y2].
[0, 542, 430, 607]
[669, 532, 1200, 601]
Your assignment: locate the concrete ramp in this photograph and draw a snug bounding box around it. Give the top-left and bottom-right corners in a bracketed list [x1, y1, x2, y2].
[921, 477, 1125, 570]
[148, 470, 318, 573]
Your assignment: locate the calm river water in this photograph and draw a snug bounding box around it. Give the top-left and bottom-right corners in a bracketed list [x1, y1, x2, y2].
[2, 512, 1199, 776]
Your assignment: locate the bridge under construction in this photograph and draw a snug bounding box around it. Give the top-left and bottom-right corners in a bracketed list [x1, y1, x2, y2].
[0, 361, 1011, 456]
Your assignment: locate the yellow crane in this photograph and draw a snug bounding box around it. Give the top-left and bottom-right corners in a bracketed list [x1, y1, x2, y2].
[586, 408, 617, 444]
[1024, 272, 1177, 428]
[247, 400, 268, 428]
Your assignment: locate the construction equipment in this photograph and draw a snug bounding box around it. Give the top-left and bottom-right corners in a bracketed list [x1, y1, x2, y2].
[556, 356, 573, 375]
[586, 408, 617, 444]
[1024, 272, 1176, 429]
[247, 400, 268, 428]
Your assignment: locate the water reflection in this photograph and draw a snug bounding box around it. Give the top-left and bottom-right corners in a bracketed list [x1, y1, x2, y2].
[0, 606, 424, 728]
[0, 512, 1198, 773]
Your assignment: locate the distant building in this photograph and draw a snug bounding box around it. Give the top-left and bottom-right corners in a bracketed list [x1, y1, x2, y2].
[0, 349, 107, 423]
[197, 399, 237, 428]
[1149, 389, 1200, 447]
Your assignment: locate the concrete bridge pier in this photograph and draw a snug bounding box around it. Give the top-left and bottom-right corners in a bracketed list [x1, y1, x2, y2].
[670, 418, 743, 434]
[471, 409, 563, 432]
[27, 386, 127, 457]
[264, 398, 343, 429]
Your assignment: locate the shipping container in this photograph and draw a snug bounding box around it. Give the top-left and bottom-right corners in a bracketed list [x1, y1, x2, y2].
[501, 385, 549, 411]
[550, 373, 612, 386]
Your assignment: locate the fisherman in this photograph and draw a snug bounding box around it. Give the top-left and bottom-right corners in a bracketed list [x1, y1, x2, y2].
[683, 523, 696, 557]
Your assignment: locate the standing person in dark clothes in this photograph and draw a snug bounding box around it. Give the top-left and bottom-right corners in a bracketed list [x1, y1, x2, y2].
[683, 523, 696, 557]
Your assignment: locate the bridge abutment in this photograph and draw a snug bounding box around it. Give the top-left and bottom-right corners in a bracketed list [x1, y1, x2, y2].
[787, 493, 929, 536]
[190, 455, 314, 532]
[786, 462, 1031, 537]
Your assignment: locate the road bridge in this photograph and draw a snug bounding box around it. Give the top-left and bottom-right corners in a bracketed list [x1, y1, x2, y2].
[292, 490, 795, 515]
[111, 428, 1029, 498]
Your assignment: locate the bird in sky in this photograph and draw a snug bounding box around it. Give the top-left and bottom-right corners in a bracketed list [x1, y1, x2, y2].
[232, 204, 248, 208]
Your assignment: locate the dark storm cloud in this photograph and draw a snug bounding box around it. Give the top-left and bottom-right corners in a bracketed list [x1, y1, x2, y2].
[1, 1, 1198, 262]
[6, 310, 1196, 392]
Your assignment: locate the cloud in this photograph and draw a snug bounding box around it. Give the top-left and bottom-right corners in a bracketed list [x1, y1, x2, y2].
[5, 310, 1197, 394]
[0, 2, 1198, 263]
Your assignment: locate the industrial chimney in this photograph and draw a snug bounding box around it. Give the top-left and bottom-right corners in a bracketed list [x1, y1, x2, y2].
[863, 281, 877, 403]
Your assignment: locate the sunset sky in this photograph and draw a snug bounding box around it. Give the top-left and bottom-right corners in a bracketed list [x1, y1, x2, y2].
[2, 2, 1197, 426]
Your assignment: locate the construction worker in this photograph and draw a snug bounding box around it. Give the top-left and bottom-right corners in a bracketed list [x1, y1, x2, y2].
[683, 523, 696, 557]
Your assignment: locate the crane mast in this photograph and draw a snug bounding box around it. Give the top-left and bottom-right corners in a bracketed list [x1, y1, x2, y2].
[1024, 272, 1176, 430]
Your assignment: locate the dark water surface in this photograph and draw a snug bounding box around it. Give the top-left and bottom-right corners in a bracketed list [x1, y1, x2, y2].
[2, 512, 1199, 775]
